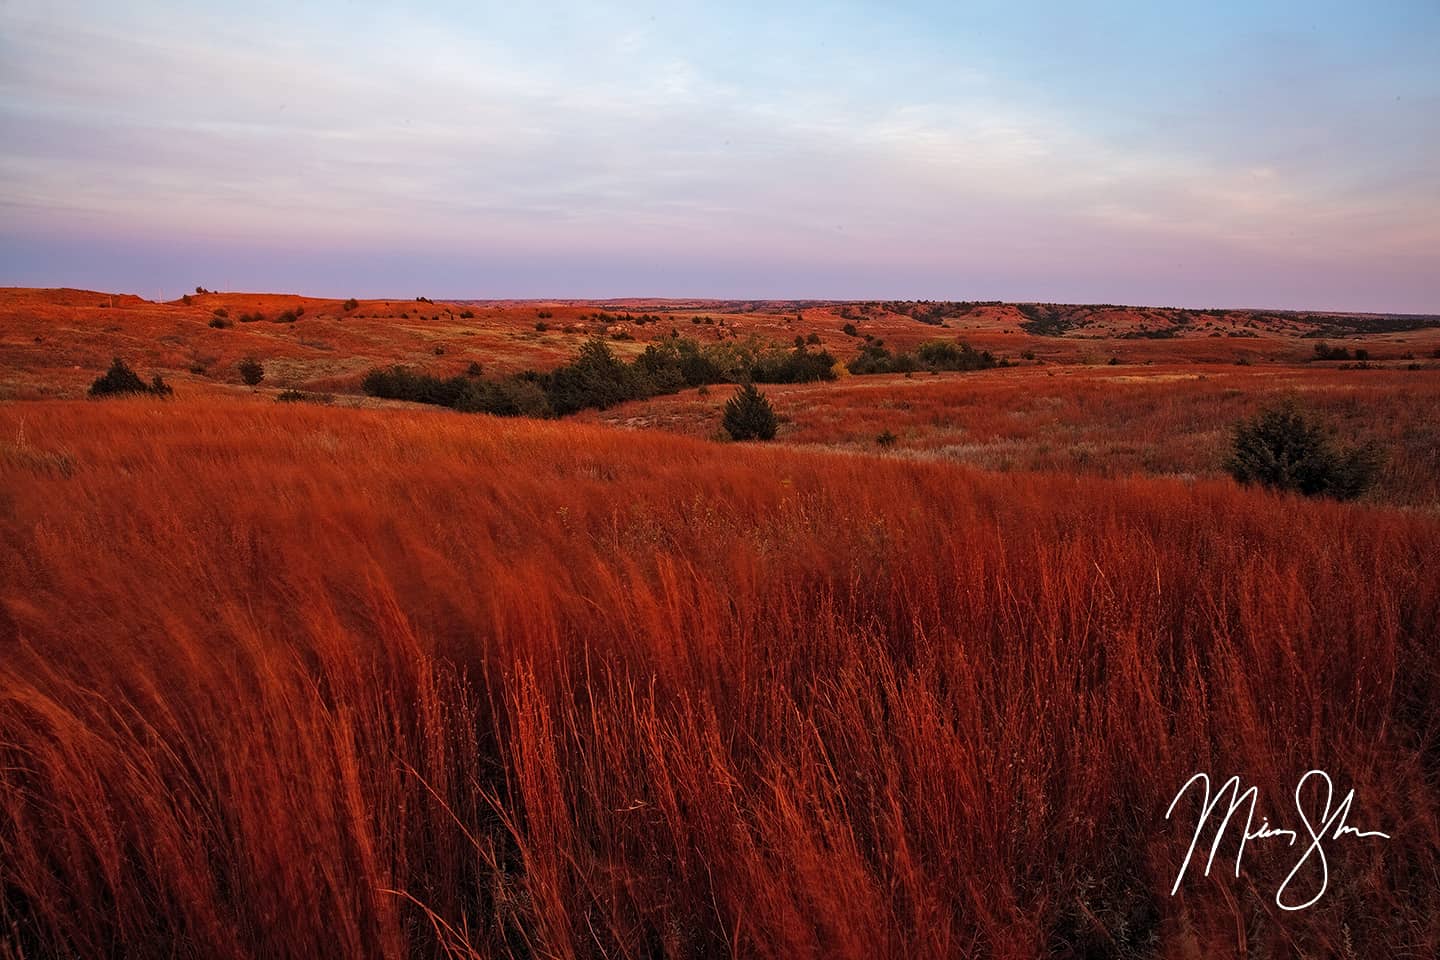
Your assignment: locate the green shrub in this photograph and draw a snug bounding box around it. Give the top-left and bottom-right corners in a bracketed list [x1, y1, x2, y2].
[749, 345, 837, 384]
[455, 378, 553, 417]
[237, 357, 265, 387]
[545, 337, 647, 414]
[722, 383, 778, 441]
[89, 359, 172, 398]
[1226, 402, 1382, 501]
[363, 366, 471, 407]
[914, 339, 997, 371]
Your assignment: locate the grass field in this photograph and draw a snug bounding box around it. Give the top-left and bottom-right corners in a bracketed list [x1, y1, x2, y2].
[2, 290, 1439, 958]
[581, 364, 1440, 506]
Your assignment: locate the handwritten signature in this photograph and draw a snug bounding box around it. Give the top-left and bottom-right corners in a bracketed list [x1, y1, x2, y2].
[1165, 770, 1390, 911]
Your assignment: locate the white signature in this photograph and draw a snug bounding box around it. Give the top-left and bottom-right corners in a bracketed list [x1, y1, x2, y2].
[1165, 770, 1390, 911]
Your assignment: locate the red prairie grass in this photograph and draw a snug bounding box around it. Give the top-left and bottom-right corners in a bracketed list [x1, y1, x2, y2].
[1, 399, 1437, 958]
[584, 363, 1440, 506]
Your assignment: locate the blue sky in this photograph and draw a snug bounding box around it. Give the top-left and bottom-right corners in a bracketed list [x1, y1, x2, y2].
[1, 0, 1437, 309]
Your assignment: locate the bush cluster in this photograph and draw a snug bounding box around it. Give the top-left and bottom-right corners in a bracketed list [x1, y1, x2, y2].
[1312, 342, 1369, 362]
[1226, 402, 1382, 501]
[361, 335, 839, 420]
[847, 338, 998, 375]
[88, 359, 173, 398]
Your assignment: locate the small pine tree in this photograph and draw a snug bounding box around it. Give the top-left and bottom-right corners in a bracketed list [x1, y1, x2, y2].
[1226, 401, 1382, 500]
[237, 357, 265, 387]
[722, 382, 778, 441]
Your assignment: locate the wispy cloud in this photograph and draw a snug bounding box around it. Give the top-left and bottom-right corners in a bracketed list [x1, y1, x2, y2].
[1, 0, 1436, 308]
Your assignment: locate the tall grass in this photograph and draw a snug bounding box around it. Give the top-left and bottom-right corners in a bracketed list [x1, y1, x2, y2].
[1, 399, 1437, 958]
[585, 365, 1440, 506]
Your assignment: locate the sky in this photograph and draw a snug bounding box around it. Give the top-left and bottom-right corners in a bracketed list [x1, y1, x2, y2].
[1, 0, 1437, 310]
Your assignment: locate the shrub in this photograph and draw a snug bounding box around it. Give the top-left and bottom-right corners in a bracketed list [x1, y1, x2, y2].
[536, 322, 549, 332]
[212, 307, 229, 319]
[88, 358, 172, 398]
[842, 323, 858, 337]
[237, 358, 265, 387]
[876, 430, 897, 448]
[722, 383, 778, 441]
[1313, 342, 1351, 361]
[545, 337, 647, 414]
[1017, 304, 1071, 336]
[209, 317, 231, 329]
[275, 310, 298, 324]
[455, 377, 553, 418]
[460, 309, 474, 319]
[276, 390, 333, 404]
[466, 361, 484, 378]
[343, 298, 359, 311]
[363, 367, 472, 407]
[750, 345, 837, 384]
[915, 340, 997, 372]
[239, 312, 263, 323]
[806, 332, 821, 345]
[1225, 402, 1382, 501]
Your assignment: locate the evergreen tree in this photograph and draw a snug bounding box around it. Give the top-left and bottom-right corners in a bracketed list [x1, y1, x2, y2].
[722, 382, 778, 441]
[1226, 402, 1381, 500]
